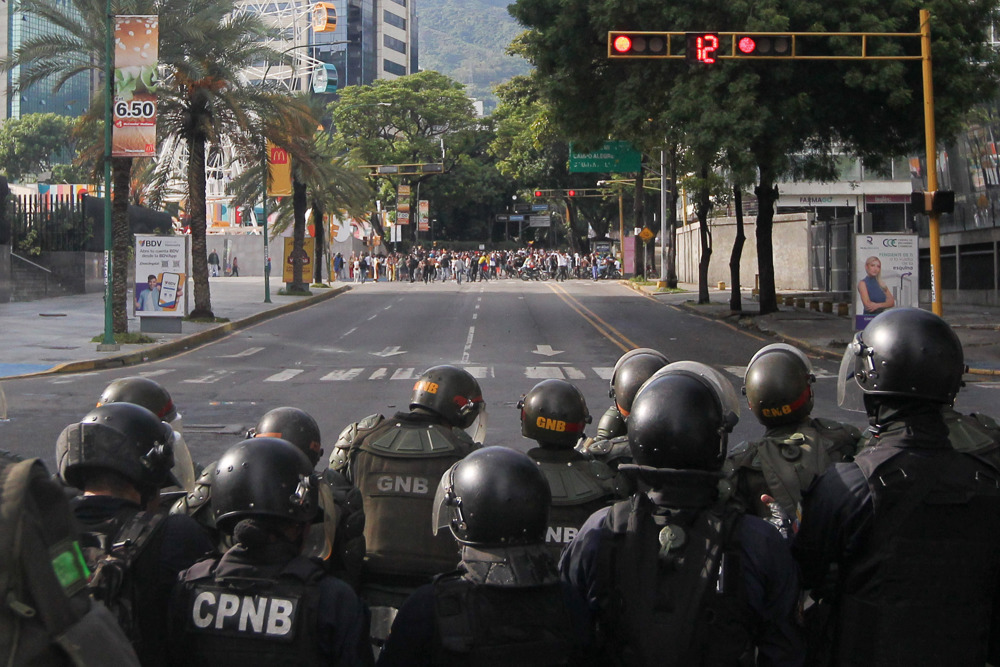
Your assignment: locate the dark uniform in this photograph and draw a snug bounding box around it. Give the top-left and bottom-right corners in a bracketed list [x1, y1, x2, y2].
[56, 403, 213, 667]
[728, 343, 861, 521]
[561, 361, 805, 667]
[170, 437, 372, 667]
[857, 405, 1000, 467]
[378, 447, 593, 667]
[794, 307, 1000, 666]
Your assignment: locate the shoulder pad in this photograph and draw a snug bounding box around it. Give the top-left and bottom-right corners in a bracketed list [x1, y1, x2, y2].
[537, 460, 613, 505]
[727, 439, 762, 469]
[335, 414, 384, 450]
[970, 412, 1000, 433]
[361, 422, 467, 457]
[580, 437, 613, 456]
[813, 417, 863, 440]
[170, 466, 214, 519]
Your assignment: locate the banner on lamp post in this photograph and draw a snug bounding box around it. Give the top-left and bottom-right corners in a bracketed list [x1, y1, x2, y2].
[267, 141, 292, 196]
[113, 16, 158, 157]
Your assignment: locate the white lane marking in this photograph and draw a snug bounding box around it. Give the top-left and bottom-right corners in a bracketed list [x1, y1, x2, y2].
[464, 366, 493, 379]
[970, 383, 1000, 389]
[320, 368, 363, 381]
[264, 369, 304, 382]
[473, 313, 478, 320]
[367, 313, 378, 321]
[371, 346, 406, 357]
[461, 326, 475, 364]
[532, 345, 563, 357]
[182, 370, 234, 384]
[593, 366, 614, 380]
[564, 367, 586, 380]
[343, 327, 357, 337]
[138, 369, 174, 378]
[370, 368, 387, 380]
[220, 347, 264, 358]
[391, 368, 416, 380]
[526, 366, 564, 379]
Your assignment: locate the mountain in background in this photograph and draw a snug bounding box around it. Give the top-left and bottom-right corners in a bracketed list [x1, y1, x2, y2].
[417, 0, 530, 111]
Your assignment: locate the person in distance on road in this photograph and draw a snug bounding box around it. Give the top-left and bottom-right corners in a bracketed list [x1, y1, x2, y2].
[519, 379, 622, 561]
[794, 308, 1000, 666]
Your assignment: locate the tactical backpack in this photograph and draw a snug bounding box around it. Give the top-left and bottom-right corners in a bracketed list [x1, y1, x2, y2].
[78, 506, 165, 652]
[0, 457, 140, 666]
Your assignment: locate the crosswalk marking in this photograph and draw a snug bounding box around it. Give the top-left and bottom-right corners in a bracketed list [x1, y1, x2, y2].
[464, 366, 493, 379]
[370, 368, 387, 380]
[265, 369, 304, 382]
[320, 368, 364, 381]
[526, 366, 565, 379]
[182, 370, 234, 384]
[138, 369, 174, 378]
[391, 368, 415, 380]
[593, 366, 614, 380]
[564, 367, 586, 380]
[724, 364, 836, 380]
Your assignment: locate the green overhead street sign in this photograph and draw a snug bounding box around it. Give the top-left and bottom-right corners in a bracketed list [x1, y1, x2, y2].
[569, 141, 642, 173]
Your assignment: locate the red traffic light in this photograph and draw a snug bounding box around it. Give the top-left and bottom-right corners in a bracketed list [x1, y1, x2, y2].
[734, 34, 793, 57]
[608, 32, 668, 57]
[685, 33, 720, 64]
[534, 190, 543, 197]
[567, 189, 576, 197]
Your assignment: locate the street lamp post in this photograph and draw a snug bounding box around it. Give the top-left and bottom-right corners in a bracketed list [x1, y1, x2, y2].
[98, 0, 118, 350]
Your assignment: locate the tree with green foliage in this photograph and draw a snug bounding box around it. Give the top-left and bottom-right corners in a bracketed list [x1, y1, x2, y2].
[0, 113, 78, 182]
[510, 0, 1000, 312]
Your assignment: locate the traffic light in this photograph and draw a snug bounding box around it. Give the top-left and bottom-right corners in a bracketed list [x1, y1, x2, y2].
[534, 190, 543, 197]
[911, 190, 956, 214]
[734, 34, 793, 57]
[685, 33, 720, 64]
[567, 190, 576, 197]
[609, 32, 668, 57]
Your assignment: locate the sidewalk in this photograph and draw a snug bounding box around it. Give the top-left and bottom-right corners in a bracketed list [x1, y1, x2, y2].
[0, 277, 349, 379]
[626, 281, 1000, 376]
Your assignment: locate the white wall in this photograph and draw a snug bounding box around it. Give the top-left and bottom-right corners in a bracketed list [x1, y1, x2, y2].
[675, 212, 814, 290]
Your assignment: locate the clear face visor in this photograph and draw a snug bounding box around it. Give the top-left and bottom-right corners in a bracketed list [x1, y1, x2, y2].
[837, 334, 869, 412]
[431, 464, 462, 537]
[166, 430, 196, 492]
[465, 405, 488, 445]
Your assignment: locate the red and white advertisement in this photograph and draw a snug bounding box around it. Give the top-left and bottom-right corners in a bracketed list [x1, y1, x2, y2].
[113, 16, 158, 157]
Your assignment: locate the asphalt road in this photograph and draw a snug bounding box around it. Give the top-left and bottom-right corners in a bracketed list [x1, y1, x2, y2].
[0, 278, 922, 468]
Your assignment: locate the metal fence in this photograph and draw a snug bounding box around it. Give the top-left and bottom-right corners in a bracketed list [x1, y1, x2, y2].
[2, 194, 91, 253]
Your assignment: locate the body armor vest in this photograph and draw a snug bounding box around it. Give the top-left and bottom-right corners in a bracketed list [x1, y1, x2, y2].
[833, 433, 1000, 667]
[596, 494, 753, 667]
[175, 553, 324, 667]
[431, 573, 576, 666]
[727, 417, 860, 519]
[530, 451, 618, 561]
[347, 415, 477, 577]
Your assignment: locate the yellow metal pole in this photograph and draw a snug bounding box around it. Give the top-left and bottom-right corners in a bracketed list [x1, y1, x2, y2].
[921, 9, 942, 315]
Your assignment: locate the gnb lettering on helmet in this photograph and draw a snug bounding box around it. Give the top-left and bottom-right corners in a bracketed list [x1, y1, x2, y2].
[414, 380, 439, 394]
[536, 417, 567, 432]
[189, 586, 300, 641]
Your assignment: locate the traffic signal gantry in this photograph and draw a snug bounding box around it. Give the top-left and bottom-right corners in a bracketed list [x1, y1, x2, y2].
[608, 11, 952, 315]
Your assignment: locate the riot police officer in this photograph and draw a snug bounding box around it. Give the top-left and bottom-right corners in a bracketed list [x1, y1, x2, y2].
[794, 308, 1000, 666]
[576, 348, 668, 474]
[377, 446, 592, 666]
[173, 406, 365, 585]
[727, 343, 861, 521]
[560, 361, 805, 666]
[56, 403, 213, 667]
[170, 437, 372, 666]
[97, 376, 196, 492]
[518, 379, 620, 560]
[330, 366, 485, 595]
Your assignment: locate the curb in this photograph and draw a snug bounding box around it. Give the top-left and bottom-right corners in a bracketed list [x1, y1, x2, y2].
[19, 285, 350, 378]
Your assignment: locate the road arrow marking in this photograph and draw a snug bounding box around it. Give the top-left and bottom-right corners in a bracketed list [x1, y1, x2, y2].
[532, 344, 564, 357]
[371, 346, 406, 357]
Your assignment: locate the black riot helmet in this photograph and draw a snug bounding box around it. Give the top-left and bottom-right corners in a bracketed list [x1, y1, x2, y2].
[98, 376, 177, 422]
[610, 348, 670, 416]
[744, 343, 815, 427]
[251, 407, 323, 466]
[410, 365, 485, 430]
[838, 307, 964, 410]
[627, 362, 740, 472]
[518, 379, 591, 449]
[212, 437, 318, 533]
[433, 447, 550, 547]
[56, 402, 177, 492]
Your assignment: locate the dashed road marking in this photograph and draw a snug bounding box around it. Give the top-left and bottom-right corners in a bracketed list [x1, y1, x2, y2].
[264, 369, 304, 382]
[320, 368, 364, 381]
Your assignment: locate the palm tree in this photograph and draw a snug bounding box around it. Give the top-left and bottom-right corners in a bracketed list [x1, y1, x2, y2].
[6, 0, 148, 333]
[153, 0, 283, 318]
[229, 93, 373, 291]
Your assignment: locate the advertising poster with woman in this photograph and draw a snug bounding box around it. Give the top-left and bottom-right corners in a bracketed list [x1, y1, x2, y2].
[854, 234, 918, 330]
[134, 235, 188, 317]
